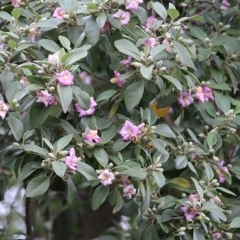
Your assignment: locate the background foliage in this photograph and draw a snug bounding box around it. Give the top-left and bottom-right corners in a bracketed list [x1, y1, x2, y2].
[1, 0, 240, 239]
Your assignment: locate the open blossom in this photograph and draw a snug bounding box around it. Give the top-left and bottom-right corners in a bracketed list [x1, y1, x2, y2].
[180, 206, 197, 220]
[83, 129, 101, 143]
[65, 148, 80, 171]
[146, 16, 157, 29]
[74, 97, 97, 117]
[11, 0, 22, 8]
[53, 7, 66, 19]
[195, 86, 214, 103]
[48, 52, 61, 68]
[98, 169, 115, 186]
[56, 70, 74, 86]
[110, 71, 124, 88]
[119, 120, 141, 141]
[188, 194, 200, 203]
[0, 100, 9, 120]
[178, 91, 194, 108]
[79, 71, 91, 85]
[143, 38, 156, 49]
[113, 10, 130, 26]
[221, 0, 230, 11]
[215, 161, 230, 183]
[36, 90, 57, 107]
[123, 184, 136, 199]
[126, 0, 143, 11]
[20, 77, 29, 88]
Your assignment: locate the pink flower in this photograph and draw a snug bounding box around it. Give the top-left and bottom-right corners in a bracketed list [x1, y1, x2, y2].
[178, 92, 194, 108]
[143, 38, 156, 49]
[79, 71, 91, 85]
[98, 169, 115, 186]
[119, 120, 140, 141]
[113, 10, 131, 26]
[120, 56, 132, 65]
[188, 194, 200, 202]
[56, 70, 74, 86]
[20, 77, 29, 88]
[48, 52, 61, 67]
[210, 196, 222, 206]
[11, 0, 21, 8]
[138, 123, 145, 132]
[146, 16, 157, 29]
[221, 0, 230, 11]
[180, 206, 197, 220]
[126, 0, 142, 11]
[212, 232, 221, 240]
[215, 161, 230, 183]
[53, 7, 66, 19]
[83, 129, 101, 143]
[65, 148, 80, 171]
[36, 90, 57, 107]
[74, 97, 97, 117]
[100, 22, 111, 33]
[162, 38, 171, 51]
[123, 184, 136, 199]
[0, 100, 9, 119]
[195, 86, 214, 103]
[110, 71, 124, 88]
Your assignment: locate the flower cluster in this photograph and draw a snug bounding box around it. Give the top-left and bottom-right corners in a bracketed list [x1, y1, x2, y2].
[178, 86, 214, 108]
[119, 120, 145, 142]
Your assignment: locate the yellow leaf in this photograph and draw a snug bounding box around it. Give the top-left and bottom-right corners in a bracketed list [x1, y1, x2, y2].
[150, 101, 170, 118]
[169, 177, 191, 188]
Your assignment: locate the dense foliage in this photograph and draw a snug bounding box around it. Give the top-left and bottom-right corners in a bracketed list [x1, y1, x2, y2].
[1, 0, 240, 239]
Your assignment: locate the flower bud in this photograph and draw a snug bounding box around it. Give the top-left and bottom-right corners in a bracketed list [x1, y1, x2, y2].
[59, 151, 69, 156]
[131, 62, 143, 68]
[178, 227, 186, 232]
[223, 24, 230, 29]
[160, 66, 166, 71]
[182, 193, 186, 197]
[47, 153, 55, 158]
[13, 142, 20, 146]
[213, 156, 219, 161]
[175, 232, 185, 236]
[157, 201, 165, 210]
[49, 86, 55, 92]
[108, 163, 113, 168]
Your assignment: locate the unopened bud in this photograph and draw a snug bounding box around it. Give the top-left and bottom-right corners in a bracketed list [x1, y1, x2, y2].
[13, 142, 20, 146]
[108, 163, 113, 168]
[209, 148, 215, 154]
[204, 37, 210, 43]
[160, 66, 166, 71]
[219, 22, 224, 27]
[225, 232, 233, 239]
[198, 133, 205, 138]
[176, 232, 185, 236]
[131, 62, 143, 68]
[47, 153, 55, 158]
[223, 24, 230, 29]
[49, 86, 55, 92]
[182, 193, 186, 197]
[59, 151, 69, 156]
[178, 227, 186, 232]
[63, 14, 70, 19]
[211, 179, 218, 184]
[157, 201, 165, 210]
[213, 156, 219, 161]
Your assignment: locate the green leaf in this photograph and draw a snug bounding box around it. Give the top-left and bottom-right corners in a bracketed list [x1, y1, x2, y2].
[0, 11, 13, 22]
[85, 17, 100, 45]
[156, 94, 178, 108]
[59, 36, 71, 50]
[67, 178, 77, 203]
[140, 65, 154, 80]
[53, 134, 73, 151]
[178, 15, 203, 22]
[8, 116, 23, 141]
[23, 129, 35, 141]
[162, 75, 182, 91]
[230, 217, 240, 229]
[152, 171, 165, 188]
[77, 162, 98, 181]
[93, 147, 109, 166]
[155, 124, 176, 138]
[151, 138, 167, 156]
[91, 185, 109, 211]
[172, 40, 196, 70]
[65, 49, 88, 66]
[19, 144, 47, 157]
[202, 162, 214, 181]
[142, 224, 158, 240]
[124, 81, 144, 110]
[114, 39, 141, 61]
[119, 167, 147, 179]
[191, 177, 204, 200]
[39, 39, 60, 52]
[135, 7, 147, 24]
[101, 126, 116, 144]
[113, 139, 130, 152]
[87, 46, 100, 73]
[167, 9, 179, 20]
[207, 132, 217, 147]
[214, 91, 230, 113]
[96, 13, 107, 28]
[25, 176, 50, 198]
[152, 2, 167, 20]
[52, 161, 66, 178]
[18, 162, 39, 181]
[175, 155, 188, 169]
[96, 90, 117, 102]
[57, 84, 72, 113]
[202, 201, 226, 221]
[189, 26, 206, 41]
[30, 103, 51, 128]
[143, 108, 157, 125]
[107, 14, 121, 28]
[113, 189, 123, 213]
